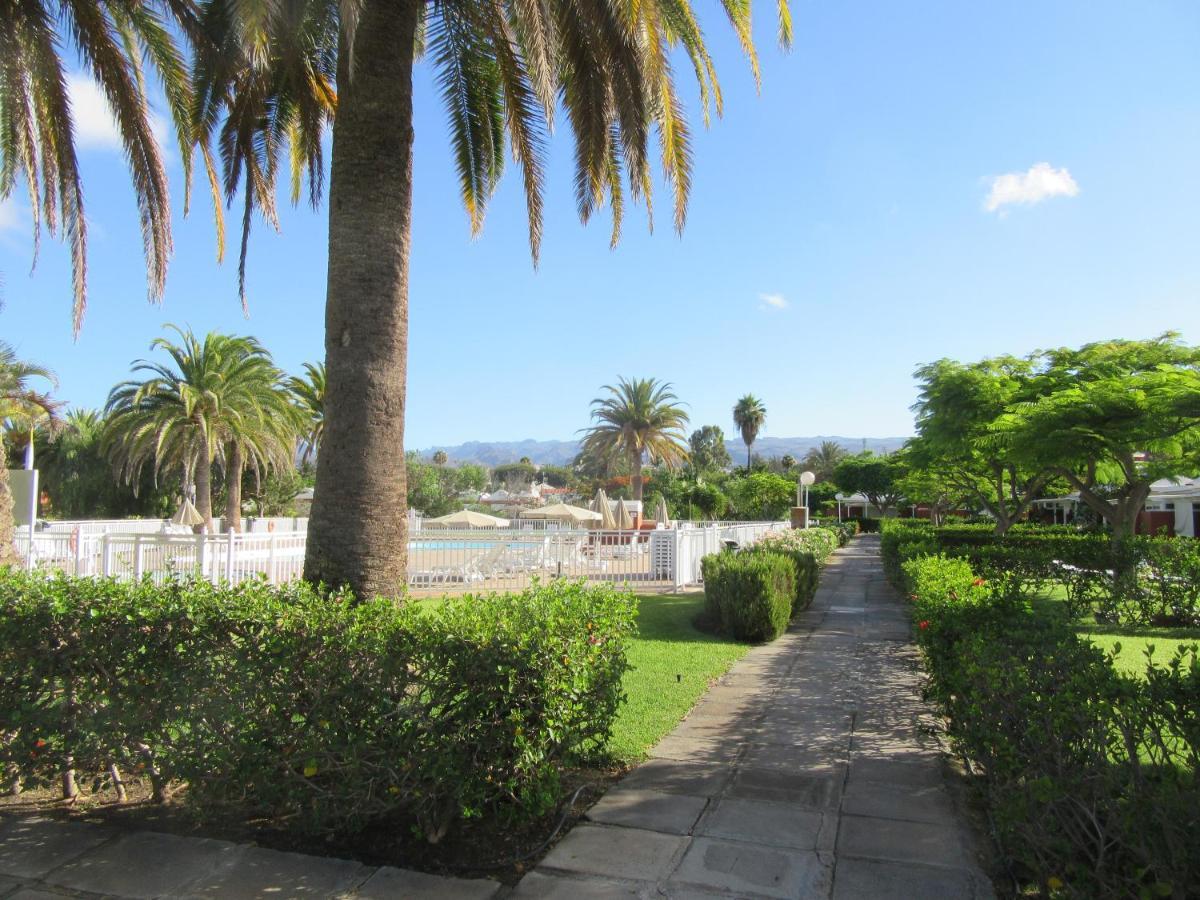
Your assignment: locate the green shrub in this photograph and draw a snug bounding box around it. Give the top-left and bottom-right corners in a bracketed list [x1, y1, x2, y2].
[847, 515, 882, 533]
[902, 553, 1200, 897]
[754, 527, 839, 564]
[701, 551, 794, 641]
[743, 545, 819, 614]
[0, 571, 636, 842]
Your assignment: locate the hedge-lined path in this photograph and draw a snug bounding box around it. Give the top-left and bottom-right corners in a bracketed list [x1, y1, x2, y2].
[518, 535, 996, 899]
[0, 815, 503, 899]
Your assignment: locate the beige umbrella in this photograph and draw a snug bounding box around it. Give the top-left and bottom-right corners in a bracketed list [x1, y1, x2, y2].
[655, 495, 672, 528]
[424, 509, 510, 528]
[614, 497, 635, 530]
[171, 498, 204, 527]
[520, 502, 602, 525]
[591, 488, 608, 513]
[593, 489, 617, 529]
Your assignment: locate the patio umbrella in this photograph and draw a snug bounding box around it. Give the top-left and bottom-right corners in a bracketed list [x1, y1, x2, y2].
[593, 490, 617, 529]
[655, 495, 672, 528]
[520, 502, 602, 525]
[170, 498, 204, 527]
[423, 509, 510, 528]
[614, 498, 635, 530]
[591, 488, 608, 513]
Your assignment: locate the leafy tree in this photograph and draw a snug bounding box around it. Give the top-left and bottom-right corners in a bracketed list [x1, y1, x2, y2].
[104, 326, 297, 533]
[0, 342, 59, 562]
[689, 425, 732, 472]
[539, 465, 572, 488]
[0, 1, 211, 332]
[834, 452, 906, 517]
[432, 450, 449, 466]
[728, 471, 793, 521]
[732, 395, 767, 470]
[780, 454, 796, 472]
[492, 461, 537, 490]
[37, 409, 172, 519]
[801, 440, 847, 481]
[581, 378, 690, 501]
[192, 0, 791, 598]
[688, 481, 730, 521]
[996, 334, 1200, 541]
[912, 357, 1053, 533]
[287, 362, 326, 465]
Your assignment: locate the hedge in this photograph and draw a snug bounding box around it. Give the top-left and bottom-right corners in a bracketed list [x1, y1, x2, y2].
[900, 553, 1200, 897]
[0, 571, 636, 842]
[700, 551, 794, 641]
[881, 520, 1200, 626]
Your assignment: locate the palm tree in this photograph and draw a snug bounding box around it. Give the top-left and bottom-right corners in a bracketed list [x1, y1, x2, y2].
[287, 362, 326, 465]
[732, 395, 767, 471]
[104, 326, 296, 533]
[781, 454, 796, 472]
[192, 1, 791, 596]
[0, 2, 218, 332]
[0, 342, 60, 563]
[581, 378, 689, 502]
[803, 440, 848, 481]
[432, 450, 448, 466]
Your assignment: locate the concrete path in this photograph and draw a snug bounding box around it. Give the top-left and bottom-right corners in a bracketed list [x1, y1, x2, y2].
[0, 816, 502, 899]
[519, 535, 995, 899]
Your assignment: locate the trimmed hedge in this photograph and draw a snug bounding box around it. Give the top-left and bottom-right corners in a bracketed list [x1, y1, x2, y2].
[881, 520, 1200, 626]
[900, 553, 1200, 897]
[701, 551, 794, 641]
[0, 571, 635, 842]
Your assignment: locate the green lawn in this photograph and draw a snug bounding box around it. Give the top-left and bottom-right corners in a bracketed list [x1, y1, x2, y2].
[606, 592, 750, 762]
[1033, 585, 1200, 678]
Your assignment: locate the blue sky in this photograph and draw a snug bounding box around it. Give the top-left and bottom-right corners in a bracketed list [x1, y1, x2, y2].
[2, 0, 1199, 449]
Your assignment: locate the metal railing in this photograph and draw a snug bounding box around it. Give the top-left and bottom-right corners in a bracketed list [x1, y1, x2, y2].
[14, 520, 790, 592]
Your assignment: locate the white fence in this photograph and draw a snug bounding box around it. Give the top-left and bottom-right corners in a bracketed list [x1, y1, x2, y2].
[15, 521, 789, 592]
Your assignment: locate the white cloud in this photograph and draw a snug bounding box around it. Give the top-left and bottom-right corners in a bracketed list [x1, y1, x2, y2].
[758, 292, 788, 311]
[984, 162, 1079, 213]
[67, 73, 170, 154]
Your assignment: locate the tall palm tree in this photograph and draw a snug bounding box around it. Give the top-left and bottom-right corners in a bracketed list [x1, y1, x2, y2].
[287, 362, 326, 465]
[104, 326, 296, 533]
[192, 0, 791, 597]
[732, 394, 767, 471]
[802, 440, 848, 482]
[0, 342, 59, 563]
[581, 377, 689, 502]
[0, 2, 220, 332]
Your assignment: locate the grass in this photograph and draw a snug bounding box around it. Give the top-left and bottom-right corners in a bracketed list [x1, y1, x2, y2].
[1032, 584, 1200, 678]
[605, 591, 751, 761]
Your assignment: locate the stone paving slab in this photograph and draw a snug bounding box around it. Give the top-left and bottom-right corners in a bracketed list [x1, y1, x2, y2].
[46, 831, 242, 899]
[837, 815, 973, 869]
[585, 788, 708, 835]
[831, 857, 987, 900]
[178, 845, 368, 898]
[345, 865, 500, 899]
[538, 825, 688, 882]
[696, 796, 834, 851]
[667, 838, 833, 899]
[0, 818, 116, 880]
[508, 871, 648, 899]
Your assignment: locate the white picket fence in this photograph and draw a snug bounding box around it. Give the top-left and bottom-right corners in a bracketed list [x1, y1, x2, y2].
[15, 520, 788, 591]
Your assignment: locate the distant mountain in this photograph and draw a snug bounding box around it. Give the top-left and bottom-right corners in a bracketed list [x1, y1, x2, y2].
[419, 435, 910, 467]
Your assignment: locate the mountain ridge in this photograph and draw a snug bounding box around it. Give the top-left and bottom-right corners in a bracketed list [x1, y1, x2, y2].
[418, 435, 910, 467]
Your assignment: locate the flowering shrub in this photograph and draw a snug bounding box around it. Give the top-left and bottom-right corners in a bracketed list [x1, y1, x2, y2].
[0, 571, 635, 841]
[901, 553, 1200, 897]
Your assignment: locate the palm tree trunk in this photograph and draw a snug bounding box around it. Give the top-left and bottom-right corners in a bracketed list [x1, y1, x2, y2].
[195, 447, 215, 534]
[304, 0, 420, 599]
[224, 443, 243, 532]
[0, 464, 19, 566]
[746, 443, 752, 471]
[631, 453, 644, 502]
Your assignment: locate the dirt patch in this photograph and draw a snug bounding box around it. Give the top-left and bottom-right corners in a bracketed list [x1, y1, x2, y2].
[0, 764, 627, 884]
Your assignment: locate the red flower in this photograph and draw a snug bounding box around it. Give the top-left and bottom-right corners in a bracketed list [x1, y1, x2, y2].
[34, 739, 46, 748]
[918, 620, 930, 631]
[972, 578, 985, 587]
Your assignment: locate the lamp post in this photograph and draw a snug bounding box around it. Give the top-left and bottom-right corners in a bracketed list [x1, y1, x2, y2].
[799, 471, 816, 522]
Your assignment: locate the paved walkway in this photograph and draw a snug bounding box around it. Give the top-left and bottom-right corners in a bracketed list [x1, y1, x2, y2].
[0, 536, 993, 899]
[518, 535, 995, 899]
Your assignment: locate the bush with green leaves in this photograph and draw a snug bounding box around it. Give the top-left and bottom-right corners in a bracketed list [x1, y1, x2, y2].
[902, 553, 1200, 897]
[700, 551, 794, 641]
[0, 571, 635, 842]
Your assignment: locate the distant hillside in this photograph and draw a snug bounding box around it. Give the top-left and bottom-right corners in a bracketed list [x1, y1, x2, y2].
[419, 435, 910, 467]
